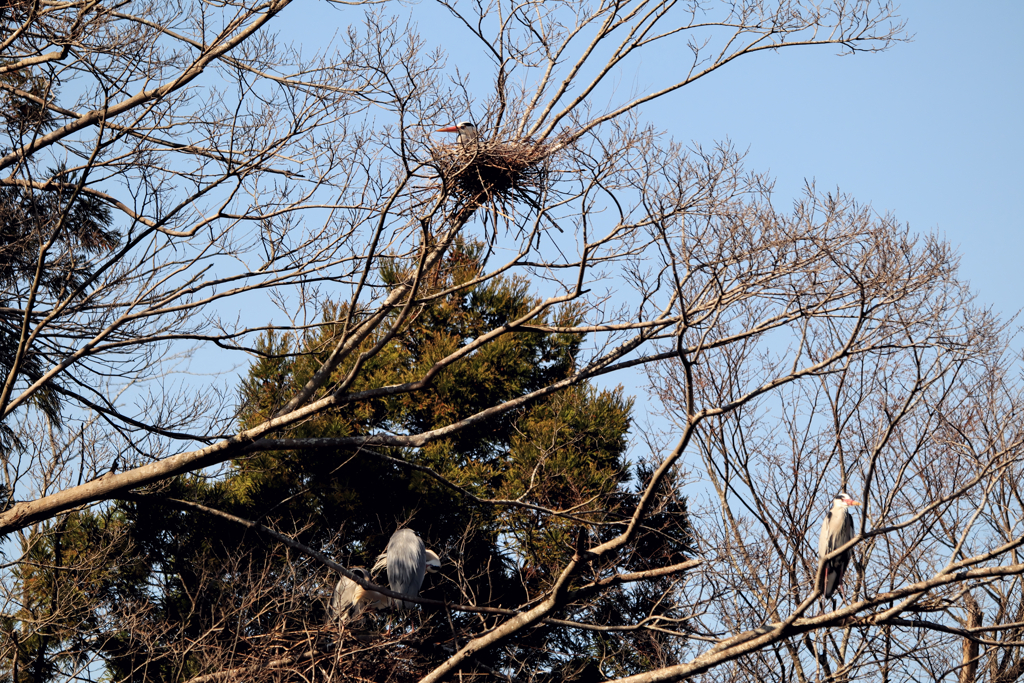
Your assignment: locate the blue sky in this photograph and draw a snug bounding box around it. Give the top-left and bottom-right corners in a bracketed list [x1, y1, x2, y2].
[637, 1, 1024, 323]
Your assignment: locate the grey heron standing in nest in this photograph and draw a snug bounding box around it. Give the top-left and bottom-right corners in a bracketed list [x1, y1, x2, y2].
[436, 121, 479, 147]
[818, 491, 860, 606]
[372, 528, 441, 609]
[329, 567, 388, 623]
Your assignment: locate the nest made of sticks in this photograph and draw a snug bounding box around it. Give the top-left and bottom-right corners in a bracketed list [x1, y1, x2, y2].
[431, 135, 566, 211]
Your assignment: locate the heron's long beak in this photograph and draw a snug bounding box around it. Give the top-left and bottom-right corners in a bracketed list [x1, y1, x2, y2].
[845, 499, 861, 506]
[436, 125, 459, 133]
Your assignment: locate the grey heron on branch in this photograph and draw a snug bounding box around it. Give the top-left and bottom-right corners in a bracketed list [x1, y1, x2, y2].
[818, 491, 860, 604]
[372, 528, 441, 609]
[436, 121, 479, 147]
[329, 567, 387, 623]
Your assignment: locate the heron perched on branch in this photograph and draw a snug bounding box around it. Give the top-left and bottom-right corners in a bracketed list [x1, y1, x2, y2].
[329, 567, 387, 623]
[818, 491, 861, 604]
[372, 528, 441, 609]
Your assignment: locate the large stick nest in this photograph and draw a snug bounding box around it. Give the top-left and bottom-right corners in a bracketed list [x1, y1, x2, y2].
[431, 135, 567, 213]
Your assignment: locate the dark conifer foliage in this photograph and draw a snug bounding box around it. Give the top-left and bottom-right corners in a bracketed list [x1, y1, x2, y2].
[0, 176, 118, 444]
[0, 180, 117, 297]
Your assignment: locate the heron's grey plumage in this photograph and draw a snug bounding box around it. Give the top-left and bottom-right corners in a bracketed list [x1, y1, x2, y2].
[373, 528, 441, 609]
[818, 492, 859, 601]
[329, 568, 387, 623]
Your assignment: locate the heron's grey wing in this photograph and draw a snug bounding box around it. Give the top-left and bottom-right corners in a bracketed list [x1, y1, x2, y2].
[387, 529, 426, 608]
[834, 510, 856, 579]
[823, 512, 856, 600]
[841, 508, 855, 544]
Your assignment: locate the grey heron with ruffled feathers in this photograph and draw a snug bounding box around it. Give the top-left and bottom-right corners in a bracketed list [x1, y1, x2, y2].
[372, 528, 441, 609]
[329, 567, 388, 623]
